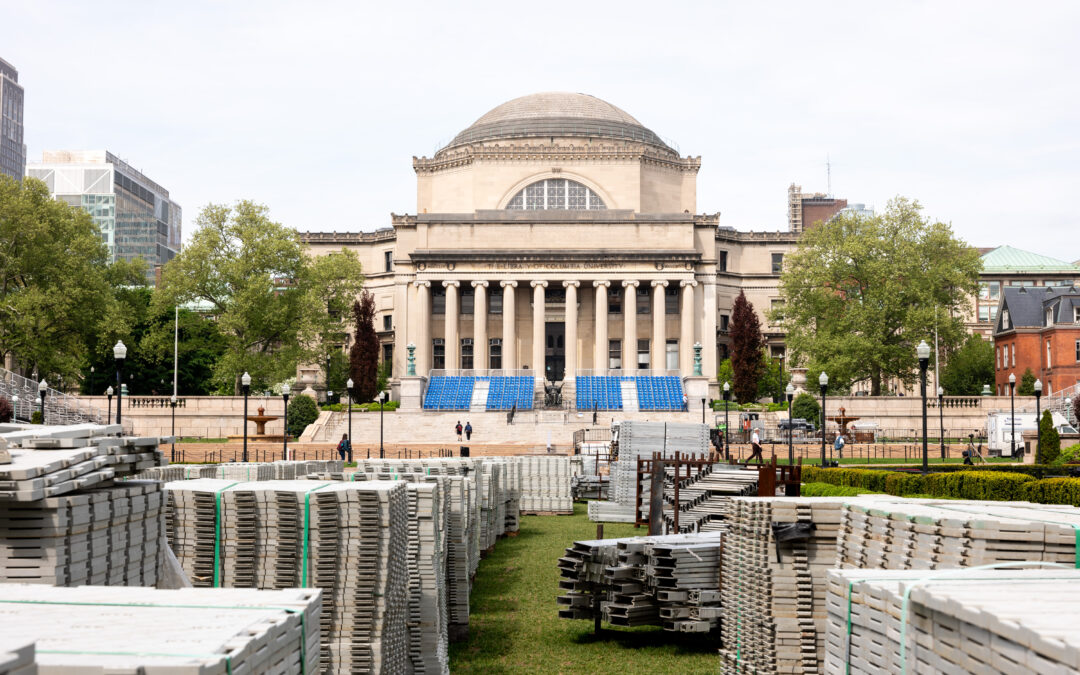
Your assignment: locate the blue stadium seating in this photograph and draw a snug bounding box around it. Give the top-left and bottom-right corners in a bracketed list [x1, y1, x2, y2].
[422, 376, 476, 410]
[574, 375, 684, 411]
[424, 374, 536, 411]
[485, 376, 534, 411]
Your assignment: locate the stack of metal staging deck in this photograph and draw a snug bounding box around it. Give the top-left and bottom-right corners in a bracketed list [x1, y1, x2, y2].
[135, 459, 345, 482]
[497, 457, 521, 532]
[663, 464, 758, 534]
[518, 456, 573, 514]
[0, 584, 322, 674]
[134, 464, 219, 481]
[557, 532, 723, 633]
[405, 481, 449, 674]
[836, 497, 1080, 569]
[718, 497, 847, 674]
[164, 478, 235, 587]
[824, 568, 1080, 675]
[164, 479, 411, 674]
[0, 480, 165, 586]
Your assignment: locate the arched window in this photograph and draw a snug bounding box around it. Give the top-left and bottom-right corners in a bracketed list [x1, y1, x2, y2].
[506, 178, 606, 210]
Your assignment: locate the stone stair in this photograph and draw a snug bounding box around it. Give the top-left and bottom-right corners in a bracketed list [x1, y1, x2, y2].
[620, 380, 638, 412]
[470, 380, 489, 412]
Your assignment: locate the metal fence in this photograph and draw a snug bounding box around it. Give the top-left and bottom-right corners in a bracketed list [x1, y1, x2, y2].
[0, 367, 112, 427]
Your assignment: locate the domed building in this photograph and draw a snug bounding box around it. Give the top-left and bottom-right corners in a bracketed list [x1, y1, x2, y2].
[302, 93, 798, 410]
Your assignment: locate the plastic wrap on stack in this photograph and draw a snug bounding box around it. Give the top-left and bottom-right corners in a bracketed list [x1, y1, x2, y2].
[0, 584, 321, 674]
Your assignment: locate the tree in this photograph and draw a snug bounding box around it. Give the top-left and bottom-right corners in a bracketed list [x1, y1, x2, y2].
[286, 393, 319, 438]
[1017, 368, 1036, 397]
[348, 291, 380, 402]
[0, 176, 140, 384]
[757, 355, 789, 402]
[772, 197, 981, 395]
[730, 291, 765, 403]
[1038, 409, 1061, 464]
[154, 201, 364, 393]
[940, 334, 994, 396]
[717, 358, 734, 390]
[1073, 398, 1080, 427]
[791, 392, 821, 424]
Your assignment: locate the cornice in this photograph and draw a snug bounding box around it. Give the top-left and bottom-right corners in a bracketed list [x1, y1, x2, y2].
[409, 249, 702, 264]
[299, 229, 396, 244]
[413, 142, 700, 174]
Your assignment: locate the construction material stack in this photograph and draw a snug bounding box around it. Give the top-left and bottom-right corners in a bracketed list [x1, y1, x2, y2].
[0, 584, 322, 674]
[718, 497, 847, 674]
[519, 455, 573, 514]
[663, 464, 759, 534]
[824, 568, 1080, 674]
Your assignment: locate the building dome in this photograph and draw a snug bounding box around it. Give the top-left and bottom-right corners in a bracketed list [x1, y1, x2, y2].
[444, 92, 673, 152]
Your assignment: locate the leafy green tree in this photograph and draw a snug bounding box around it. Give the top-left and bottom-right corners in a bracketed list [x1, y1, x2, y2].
[1038, 409, 1061, 464]
[791, 392, 821, 424]
[0, 176, 141, 384]
[730, 291, 765, 403]
[772, 197, 981, 395]
[757, 355, 789, 402]
[940, 334, 994, 396]
[154, 201, 364, 393]
[1017, 368, 1036, 397]
[287, 393, 319, 438]
[717, 358, 734, 390]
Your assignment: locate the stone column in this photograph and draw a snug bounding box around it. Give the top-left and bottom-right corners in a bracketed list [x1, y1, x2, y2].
[622, 280, 638, 370]
[531, 281, 547, 381]
[500, 281, 517, 370]
[471, 281, 488, 370]
[415, 281, 431, 375]
[680, 280, 698, 375]
[443, 280, 460, 370]
[702, 278, 718, 382]
[593, 281, 610, 373]
[563, 281, 579, 381]
[651, 280, 668, 371]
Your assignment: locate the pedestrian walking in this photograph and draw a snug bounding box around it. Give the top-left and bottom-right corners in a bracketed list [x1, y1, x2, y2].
[748, 428, 764, 464]
[834, 434, 845, 460]
[336, 433, 351, 463]
[465, 421, 472, 441]
[455, 421, 463, 441]
[682, 394, 688, 412]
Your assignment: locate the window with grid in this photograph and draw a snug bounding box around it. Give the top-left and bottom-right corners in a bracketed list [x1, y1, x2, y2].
[461, 339, 473, 369]
[489, 291, 502, 315]
[384, 250, 393, 272]
[382, 314, 392, 331]
[665, 287, 678, 314]
[636, 287, 650, 314]
[506, 178, 606, 210]
[489, 339, 502, 369]
[608, 340, 622, 369]
[382, 343, 393, 363]
[608, 288, 621, 314]
[432, 287, 445, 314]
[719, 250, 728, 272]
[433, 339, 445, 369]
[1075, 340, 1079, 362]
[666, 340, 678, 370]
[637, 339, 650, 369]
[461, 287, 474, 314]
[771, 253, 784, 275]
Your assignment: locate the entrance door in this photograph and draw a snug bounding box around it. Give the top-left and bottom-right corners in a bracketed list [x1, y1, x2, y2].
[545, 322, 565, 382]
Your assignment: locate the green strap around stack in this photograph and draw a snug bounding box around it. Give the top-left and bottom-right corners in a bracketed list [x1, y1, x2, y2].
[213, 482, 240, 588]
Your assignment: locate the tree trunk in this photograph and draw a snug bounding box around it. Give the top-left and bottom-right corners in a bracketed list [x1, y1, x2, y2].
[870, 370, 882, 396]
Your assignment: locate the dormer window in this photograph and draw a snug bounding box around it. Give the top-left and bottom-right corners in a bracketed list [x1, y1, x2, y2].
[1001, 310, 1010, 329]
[506, 179, 606, 210]
[1047, 308, 1054, 327]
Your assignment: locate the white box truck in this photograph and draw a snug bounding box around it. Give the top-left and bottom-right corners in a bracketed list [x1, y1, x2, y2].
[987, 412, 1075, 456]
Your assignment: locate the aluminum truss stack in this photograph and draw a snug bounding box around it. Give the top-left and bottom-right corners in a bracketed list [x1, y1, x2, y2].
[557, 532, 724, 633]
[0, 584, 322, 674]
[0, 480, 165, 586]
[719, 497, 847, 674]
[824, 568, 1080, 675]
[663, 464, 759, 534]
[518, 456, 572, 514]
[836, 497, 1080, 569]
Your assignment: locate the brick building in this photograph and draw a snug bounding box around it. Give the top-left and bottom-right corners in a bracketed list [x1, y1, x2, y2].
[993, 285, 1080, 395]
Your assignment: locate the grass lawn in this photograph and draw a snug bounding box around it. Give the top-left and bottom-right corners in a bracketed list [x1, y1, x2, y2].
[449, 503, 718, 674]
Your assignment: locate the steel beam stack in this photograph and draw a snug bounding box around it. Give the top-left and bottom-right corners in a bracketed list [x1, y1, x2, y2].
[824, 568, 1080, 674]
[718, 497, 847, 674]
[518, 456, 572, 514]
[0, 584, 322, 674]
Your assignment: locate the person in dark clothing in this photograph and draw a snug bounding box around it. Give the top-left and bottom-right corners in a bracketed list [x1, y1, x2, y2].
[747, 428, 764, 464]
[465, 421, 472, 441]
[455, 421, 463, 441]
[336, 433, 351, 462]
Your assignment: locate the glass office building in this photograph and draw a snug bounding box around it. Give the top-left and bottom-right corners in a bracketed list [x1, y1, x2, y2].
[0, 57, 25, 181]
[26, 150, 181, 283]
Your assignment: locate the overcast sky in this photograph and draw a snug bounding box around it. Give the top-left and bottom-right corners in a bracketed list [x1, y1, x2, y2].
[7, 1, 1079, 259]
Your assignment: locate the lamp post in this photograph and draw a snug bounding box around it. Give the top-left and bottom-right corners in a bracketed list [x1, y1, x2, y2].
[241, 372, 251, 463]
[722, 382, 731, 455]
[35, 397, 41, 423]
[701, 398, 706, 424]
[378, 391, 386, 459]
[346, 378, 354, 463]
[1034, 379, 1043, 462]
[937, 386, 945, 460]
[106, 386, 114, 424]
[90, 365, 95, 397]
[819, 372, 828, 467]
[10, 395, 17, 423]
[281, 384, 291, 461]
[38, 379, 47, 425]
[113, 341, 127, 426]
[170, 394, 177, 462]
[917, 340, 931, 474]
[786, 382, 795, 465]
[1008, 372, 1016, 457]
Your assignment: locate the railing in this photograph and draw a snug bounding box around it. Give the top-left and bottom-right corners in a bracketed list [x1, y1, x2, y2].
[928, 396, 989, 409]
[128, 397, 189, 408]
[1046, 382, 1080, 425]
[0, 367, 109, 426]
[426, 369, 536, 379]
[574, 369, 682, 377]
[573, 427, 613, 448]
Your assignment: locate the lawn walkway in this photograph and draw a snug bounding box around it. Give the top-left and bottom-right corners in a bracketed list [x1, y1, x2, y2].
[449, 503, 717, 674]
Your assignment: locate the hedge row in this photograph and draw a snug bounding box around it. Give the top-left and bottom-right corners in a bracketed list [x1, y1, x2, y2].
[321, 400, 401, 412]
[802, 466, 1080, 506]
[840, 464, 1077, 479]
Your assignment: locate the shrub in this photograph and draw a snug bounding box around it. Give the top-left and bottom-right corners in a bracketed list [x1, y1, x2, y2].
[31, 410, 42, 424]
[883, 472, 926, 496]
[321, 400, 400, 413]
[1038, 410, 1061, 465]
[922, 471, 1033, 501]
[801, 482, 881, 497]
[790, 392, 821, 426]
[802, 467, 889, 492]
[286, 394, 319, 438]
[1057, 444, 1080, 465]
[0, 396, 11, 423]
[1021, 477, 1080, 507]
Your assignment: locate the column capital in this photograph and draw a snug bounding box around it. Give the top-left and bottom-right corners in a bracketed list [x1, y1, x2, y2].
[592, 280, 611, 288]
[530, 280, 548, 289]
[471, 280, 489, 288]
[500, 280, 518, 288]
[442, 280, 460, 288]
[651, 280, 669, 288]
[414, 280, 431, 288]
[621, 280, 639, 288]
[562, 280, 580, 288]
[680, 279, 698, 288]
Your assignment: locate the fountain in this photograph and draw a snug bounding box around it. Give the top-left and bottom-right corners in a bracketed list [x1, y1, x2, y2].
[227, 406, 289, 443]
[827, 406, 866, 441]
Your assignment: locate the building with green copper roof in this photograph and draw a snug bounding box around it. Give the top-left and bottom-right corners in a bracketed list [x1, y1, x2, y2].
[971, 245, 1080, 337]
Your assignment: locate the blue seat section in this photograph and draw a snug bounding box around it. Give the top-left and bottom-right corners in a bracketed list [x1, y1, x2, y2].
[485, 376, 534, 411]
[422, 376, 477, 410]
[636, 375, 684, 411]
[574, 376, 623, 411]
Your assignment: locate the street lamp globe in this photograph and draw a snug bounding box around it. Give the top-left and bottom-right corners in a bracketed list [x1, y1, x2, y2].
[113, 341, 127, 361]
[346, 378, 353, 390]
[241, 372, 252, 387]
[937, 386, 944, 397]
[1009, 373, 1016, 385]
[723, 382, 730, 393]
[1034, 379, 1043, 395]
[916, 340, 931, 361]
[38, 379, 47, 395]
[785, 383, 795, 398]
[282, 383, 291, 397]
[106, 386, 113, 396]
[819, 372, 829, 388]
